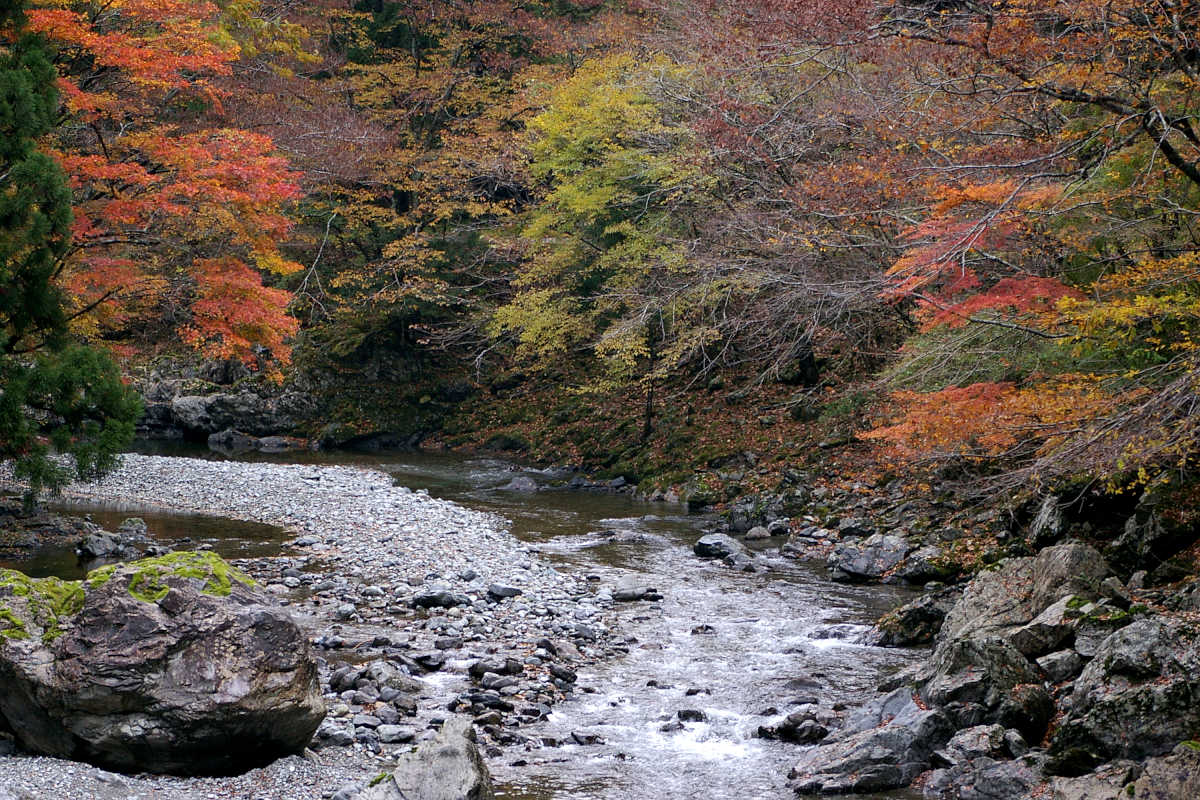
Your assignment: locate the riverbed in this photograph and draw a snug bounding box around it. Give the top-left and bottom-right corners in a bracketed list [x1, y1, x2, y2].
[4, 445, 921, 799]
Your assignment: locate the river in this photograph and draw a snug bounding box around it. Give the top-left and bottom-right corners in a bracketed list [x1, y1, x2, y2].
[21, 444, 923, 800]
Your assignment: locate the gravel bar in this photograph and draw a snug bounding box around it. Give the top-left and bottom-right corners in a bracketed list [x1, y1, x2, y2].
[0, 454, 613, 800]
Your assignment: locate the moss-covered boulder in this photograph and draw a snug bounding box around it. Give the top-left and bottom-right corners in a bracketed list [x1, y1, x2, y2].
[0, 552, 324, 775]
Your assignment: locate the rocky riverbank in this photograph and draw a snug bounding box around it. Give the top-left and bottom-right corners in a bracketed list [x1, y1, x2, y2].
[0, 454, 627, 799]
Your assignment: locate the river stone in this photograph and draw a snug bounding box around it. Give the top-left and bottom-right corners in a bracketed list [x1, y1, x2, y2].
[693, 533, 742, 559]
[826, 534, 912, 582]
[412, 587, 471, 609]
[1008, 595, 1078, 657]
[789, 690, 954, 794]
[922, 756, 1042, 800]
[355, 717, 494, 800]
[0, 553, 325, 775]
[1049, 616, 1200, 772]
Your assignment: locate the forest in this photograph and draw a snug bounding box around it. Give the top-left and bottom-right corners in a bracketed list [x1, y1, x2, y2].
[5, 0, 1200, 513]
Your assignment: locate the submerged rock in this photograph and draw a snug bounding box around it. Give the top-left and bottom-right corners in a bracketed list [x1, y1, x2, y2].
[0, 552, 324, 775]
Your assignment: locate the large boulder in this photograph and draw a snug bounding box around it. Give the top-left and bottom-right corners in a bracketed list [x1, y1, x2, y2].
[827, 533, 912, 582]
[169, 391, 315, 437]
[0, 552, 324, 775]
[788, 689, 954, 794]
[356, 717, 494, 800]
[938, 543, 1110, 645]
[1129, 742, 1200, 799]
[1049, 616, 1200, 772]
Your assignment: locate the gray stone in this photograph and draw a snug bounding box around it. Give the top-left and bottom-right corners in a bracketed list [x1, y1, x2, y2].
[876, 586, 962, 647]
[1037, 649, 1084, 683]
[611, 580, 662, 602]
[895, 545, 956, 584]
[1129, 742, 1200, 799]
[412, 588, 471, 609]
[1009, 595, 1078, 657]
[355, 717, 494, 800]
[922, 756, 1042, 799]
[745, 526, 770, 540]
[486, 584, 522, 600]
[938, 543, 1109, 645]
[789, 692, 954, 794]
[693, 533, 743, 559]
[1050, 616, 1200, 771]
[501, 476, 538, 493]
[377, 725, 417, 744]
[827, 534, 912, 582]
[920, 637, 1042, 713]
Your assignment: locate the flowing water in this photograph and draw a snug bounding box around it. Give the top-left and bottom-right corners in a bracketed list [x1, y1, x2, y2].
[16, 443, 922, 799]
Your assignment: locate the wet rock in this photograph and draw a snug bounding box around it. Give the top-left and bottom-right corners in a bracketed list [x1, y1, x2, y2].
[548, 665, 576, 683]
[693, 534, 742, 559]
[75, 532, 125, 560]
[570, 731, 604, 745]
[0, 554, 324, 775]
[468, 658, 522, 680]
[722, 552, 761, 572]
[745, 526, 770, 541]
[789, 689, 954, 794]
[766, 518, 791, 537]
[611, 580, 662, 602]
[759, 709, 829, 744]
[1049, 616, 1200, 772]
[677, 709, 705, 722]
[355, 717, 494, 800]
[826, 534, 912, 583]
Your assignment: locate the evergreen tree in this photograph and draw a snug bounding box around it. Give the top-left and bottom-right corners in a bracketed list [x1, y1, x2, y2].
[0, 1, 140, 502]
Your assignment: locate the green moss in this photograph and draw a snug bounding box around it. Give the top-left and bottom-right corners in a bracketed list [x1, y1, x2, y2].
[369, 773, 391, 787]
[0, 570, 84, 643]
[115, 551, 255, 603]
[86, 564, 117, 588]
[1181, 740, 1200, 752]
[0, 607, 29, 640]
